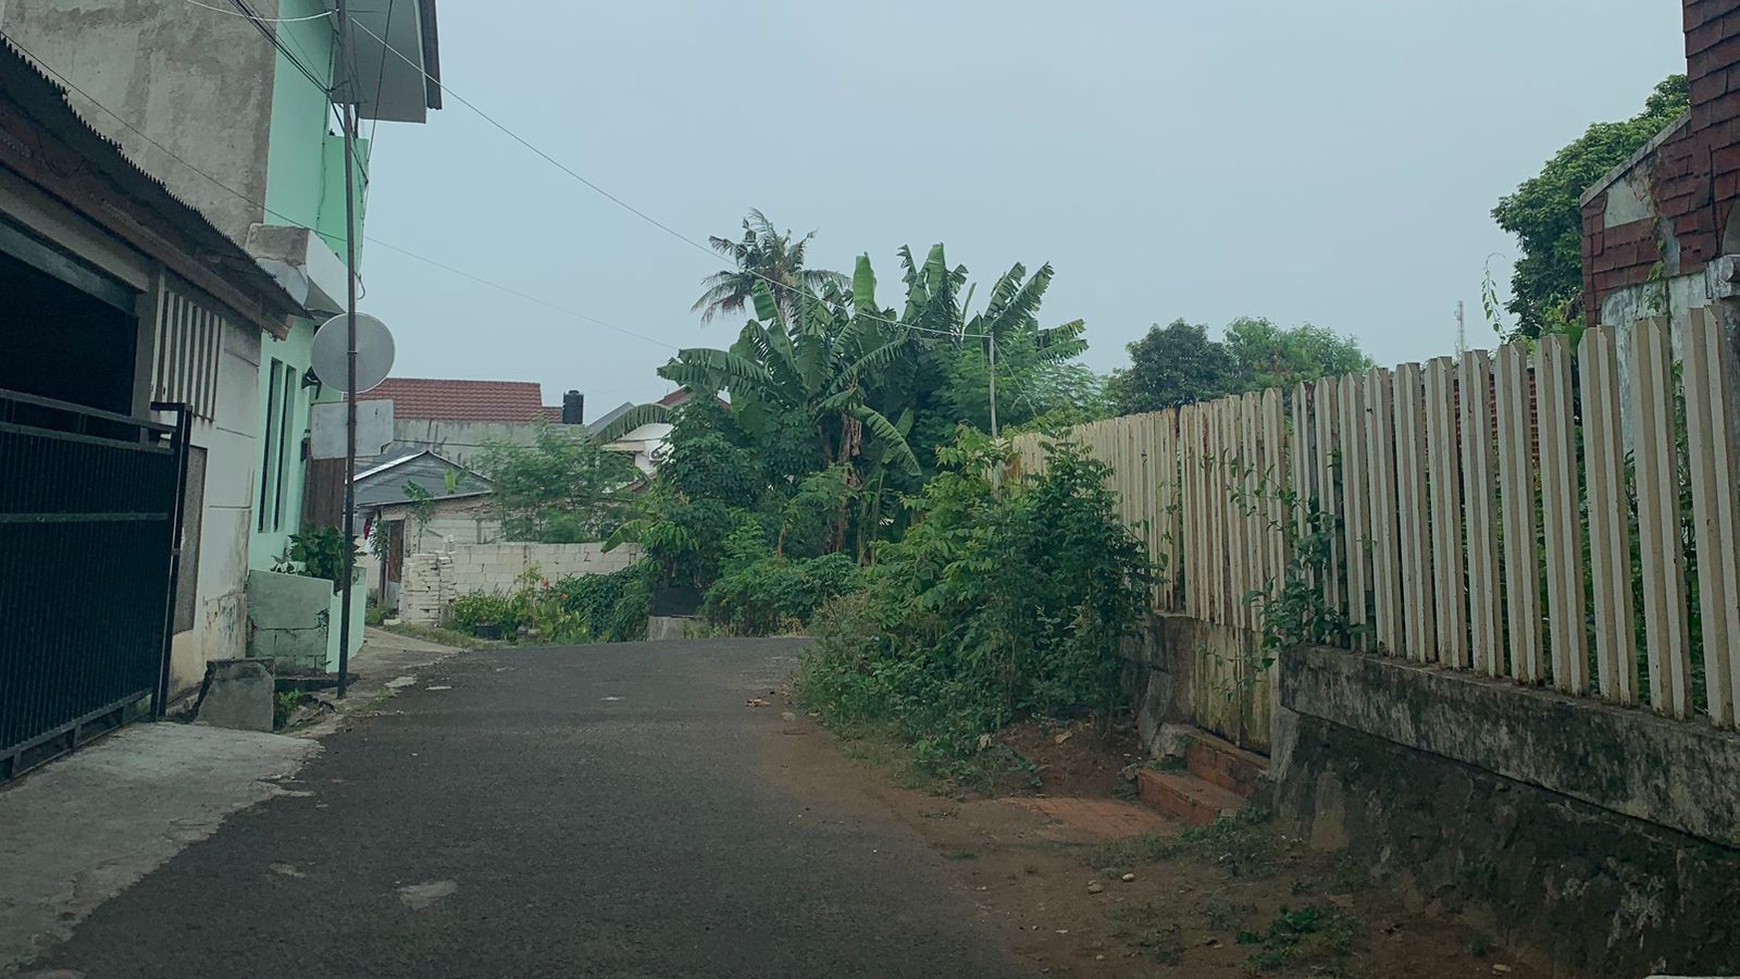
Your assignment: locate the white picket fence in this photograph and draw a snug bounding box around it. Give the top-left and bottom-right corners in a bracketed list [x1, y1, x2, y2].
[1014, 311, 1740, 726]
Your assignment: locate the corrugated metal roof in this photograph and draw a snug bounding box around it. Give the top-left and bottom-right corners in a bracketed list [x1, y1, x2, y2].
[0, 37, 305, 335]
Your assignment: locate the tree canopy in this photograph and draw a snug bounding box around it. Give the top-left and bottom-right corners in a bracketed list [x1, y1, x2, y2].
[1491, 74, 1688, 337]
[475, 424, 640, 543]
[1107, 317, 1370, 416]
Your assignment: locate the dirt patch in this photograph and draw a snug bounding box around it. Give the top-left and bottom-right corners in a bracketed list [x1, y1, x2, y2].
[767, 711, 1557, 979]
[995, 717, 1146, 799]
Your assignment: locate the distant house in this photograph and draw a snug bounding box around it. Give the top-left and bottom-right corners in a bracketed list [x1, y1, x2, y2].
[353, 450, 495, 608]
[592, 389, 693, 475]
[1580, 0, 1740, 340]
[357, 377, 588, 467]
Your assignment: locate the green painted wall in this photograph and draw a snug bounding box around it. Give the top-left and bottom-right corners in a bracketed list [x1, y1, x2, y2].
[252, 0, 372, 570]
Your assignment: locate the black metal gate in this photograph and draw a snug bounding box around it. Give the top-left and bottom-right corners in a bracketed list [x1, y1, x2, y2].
[0, 389, 187, 779]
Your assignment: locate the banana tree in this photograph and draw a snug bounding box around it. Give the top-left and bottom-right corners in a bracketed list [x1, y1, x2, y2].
[658, 257, 920, 479]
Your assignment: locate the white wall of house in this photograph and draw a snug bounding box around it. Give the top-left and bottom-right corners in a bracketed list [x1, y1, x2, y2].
[163, 315, 262, 695]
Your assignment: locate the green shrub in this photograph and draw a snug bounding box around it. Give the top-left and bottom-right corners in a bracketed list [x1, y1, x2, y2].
[703, 553, 864, 635]
[796, 430, 1155, 777]
[556, 561, 654, 643]
[449, 589, 528, 633]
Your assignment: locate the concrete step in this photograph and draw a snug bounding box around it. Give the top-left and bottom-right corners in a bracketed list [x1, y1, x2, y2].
[1137, 769, 1248, 828]
[1184, 732, 1270, 800]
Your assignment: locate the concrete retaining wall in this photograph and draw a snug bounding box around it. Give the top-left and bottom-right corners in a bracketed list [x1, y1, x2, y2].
[1125, 613, 1273, 755]
[1272, 644, 1740, 977]
[399, 542, 642, 625]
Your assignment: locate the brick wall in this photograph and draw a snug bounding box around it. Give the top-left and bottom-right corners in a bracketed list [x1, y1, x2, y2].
[398, 542, 644, 625]
[1582, 0, 1740, 324]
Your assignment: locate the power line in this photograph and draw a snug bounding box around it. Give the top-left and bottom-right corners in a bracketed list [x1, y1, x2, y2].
[348, 19, 995, 342]
[181, 0, 334, 24]
[1, 29, 675, 352]
[223, 0, 331, 97]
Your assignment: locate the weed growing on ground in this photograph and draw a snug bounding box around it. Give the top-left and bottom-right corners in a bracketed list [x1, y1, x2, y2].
[1470, 932, 1494, 957]
[1110, 903, 1186, 965]
[1237, 903, 1359, 972]
[1088, 807, 1288, 879]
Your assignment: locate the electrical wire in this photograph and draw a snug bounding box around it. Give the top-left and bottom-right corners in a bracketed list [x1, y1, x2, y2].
[348, 19, 997, 341]
[224, 0, 331, 97]
[0, 29, 676, 352]
[181, 0, 334, 23]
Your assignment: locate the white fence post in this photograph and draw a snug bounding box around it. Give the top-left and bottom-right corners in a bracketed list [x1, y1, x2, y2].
[1392, 362, 1435, 664]
[1459, 351, 1503, 677]
[1495, 343, 1543, 683]
[1682, 308, 1740, 727]
[1631, 317, 1693, 718]
[1536, 334, 1589, 694]
[1580, 327, 1639, 705]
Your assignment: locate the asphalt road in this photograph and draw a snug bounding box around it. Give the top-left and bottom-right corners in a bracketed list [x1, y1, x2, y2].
[20, 639, 1032, 978]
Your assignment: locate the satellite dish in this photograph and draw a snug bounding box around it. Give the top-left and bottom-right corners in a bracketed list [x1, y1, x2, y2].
[311, 313, 396, 393]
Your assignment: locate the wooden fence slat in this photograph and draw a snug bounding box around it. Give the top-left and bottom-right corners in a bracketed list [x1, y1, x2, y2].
[1536, 335, 1589, 694]
[1579, 327, 1638, 704]
[1262, 388, 1287, 598]
[1292, 382, 1313, 550]
[1313, 377, 1344, 616]
[1243, 391, 1264, 612]
[1460, 350, 1503, 676]
[1632, 317, 1693, 717]
[1208, 402, 1227, 624]
[1226, 398, 1249, 628]
[1392, 362, 1435, 664]
[1683, 307, 1740, 727]
[1495, 343, 1543, 683]
[1364, 368, 1404, 656]
[1339, 374, 1371, 645]
[1424, 358, 1469, 668]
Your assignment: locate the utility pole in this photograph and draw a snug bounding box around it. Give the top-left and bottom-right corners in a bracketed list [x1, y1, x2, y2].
[1455, 300, 1467, 357]
[335, 0, 359, 698]
[987, 333, 998, 438]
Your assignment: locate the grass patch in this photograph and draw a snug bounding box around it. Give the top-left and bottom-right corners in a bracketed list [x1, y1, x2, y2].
[1087, 807, 1286, 879]
[1110, 903, 1185, 965]
[1237, 904, 1358, 972]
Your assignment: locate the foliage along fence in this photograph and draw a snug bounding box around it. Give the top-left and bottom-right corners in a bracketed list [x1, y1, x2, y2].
[1013, 310, 1740, 736]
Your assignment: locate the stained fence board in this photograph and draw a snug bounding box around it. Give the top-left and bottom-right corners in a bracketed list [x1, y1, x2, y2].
[1262, 388, 1288, 598]
[1579, 327, 1638, 705]
[1495, 343, 1543, 683]
[1632, 317, 1694, 718]
[1460, 351, 1503, 677]
[1424, 357, 1470, 669]
[1313, 377, 1344, 617]
[1364, 368, 1404, 657]
[1339, 375, 1371, 644]
[1536, 335, 1589, 694]
[1682, 308, 1740, 727]
[1393, 362, 1436, 664]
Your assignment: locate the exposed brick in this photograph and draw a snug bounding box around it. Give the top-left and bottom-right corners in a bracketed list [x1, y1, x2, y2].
[1685, 0, 1729, 32]
[1692, 71, 1731, 107]
[1605, 219, 1656, 245]
[1718, 171, 1740, 200]
[1716, 143, 1740, 174]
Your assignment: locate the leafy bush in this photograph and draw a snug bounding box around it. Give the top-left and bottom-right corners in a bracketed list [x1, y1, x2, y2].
[447, 562, 654, 644]
[449, 589, 528, 634]
[557, 561, 654, 643]
[703, 553, 864, 636]
[797, 430, 1155, 776]
[273, 527, 362, 592]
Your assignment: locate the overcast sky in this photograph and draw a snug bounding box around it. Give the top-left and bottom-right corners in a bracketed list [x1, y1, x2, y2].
[359, 0, 1688, 414]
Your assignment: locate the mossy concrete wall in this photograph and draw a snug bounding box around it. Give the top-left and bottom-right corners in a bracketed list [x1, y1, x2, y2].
[1125, 613, 1273, 755]
[1273, 644, 1740, 977]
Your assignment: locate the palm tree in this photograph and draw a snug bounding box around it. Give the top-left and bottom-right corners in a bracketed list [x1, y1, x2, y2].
[691, 208, 849, 325]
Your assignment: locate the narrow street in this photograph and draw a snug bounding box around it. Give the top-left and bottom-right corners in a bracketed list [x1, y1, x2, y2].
[17, 639, 1030, 978]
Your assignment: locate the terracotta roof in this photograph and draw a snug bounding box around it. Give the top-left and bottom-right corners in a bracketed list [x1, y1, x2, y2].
[539, 405, 564, 422]
[357, 377, 548, 422]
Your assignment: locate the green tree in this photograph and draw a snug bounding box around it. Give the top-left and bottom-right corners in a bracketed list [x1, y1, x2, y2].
[691, 208, 850, 325]
[663, 266, 921, 477]
[1492, 74, 1688, 336]
[476, 423, 640, 543]
[1106, 319, 1236, 414]
[1222, 317, 1371, 392]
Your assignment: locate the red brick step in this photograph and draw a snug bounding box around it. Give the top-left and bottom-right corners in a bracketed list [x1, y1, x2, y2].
[1137, 769, 1248, 828]
[1184, 732, 1270, 800]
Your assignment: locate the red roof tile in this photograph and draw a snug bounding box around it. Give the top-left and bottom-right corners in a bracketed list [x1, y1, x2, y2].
[358, 378, 547, 422]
